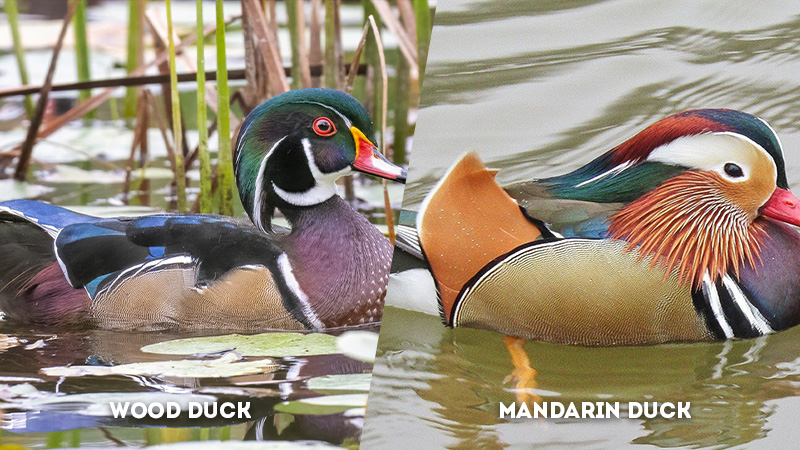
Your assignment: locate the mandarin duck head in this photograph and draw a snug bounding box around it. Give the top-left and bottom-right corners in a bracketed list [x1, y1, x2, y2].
[536, 109, 800, 288]
[233, 88, 406, 232]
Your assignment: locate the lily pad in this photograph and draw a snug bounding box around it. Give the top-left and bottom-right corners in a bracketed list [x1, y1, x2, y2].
[141, 332, 339, 357]
[274, 393, 369, 416]
[0, 180, 54, 201]
[307, 373, 372, 395]
[0, 383, 41, 402]
[41, 352, 276, 378]
[336, 331, 379, 363]
[39, 165, 175, 184]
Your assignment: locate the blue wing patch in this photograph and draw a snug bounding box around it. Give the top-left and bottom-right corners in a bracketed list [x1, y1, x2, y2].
[0, 199, 99, 236]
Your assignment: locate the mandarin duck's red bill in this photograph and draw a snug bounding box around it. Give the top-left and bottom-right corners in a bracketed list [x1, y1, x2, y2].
[409, 109, 800, 345]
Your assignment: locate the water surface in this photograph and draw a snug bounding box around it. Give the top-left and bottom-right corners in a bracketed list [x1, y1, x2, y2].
[364, 1, 800, 448]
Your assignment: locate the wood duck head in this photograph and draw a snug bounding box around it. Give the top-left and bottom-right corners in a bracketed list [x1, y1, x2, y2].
[233, 88, 406, 232]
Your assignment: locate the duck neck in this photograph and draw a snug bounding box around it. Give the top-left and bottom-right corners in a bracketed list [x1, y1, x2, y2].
[278, 196, 392, 328]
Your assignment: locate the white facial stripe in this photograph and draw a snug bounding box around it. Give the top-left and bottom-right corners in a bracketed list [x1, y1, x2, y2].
[253, 136, 287, 232]
[298, 101, 353, 129]
[646, 132, 776, 184]
[277, 253, 324, 329]
[301, 138, 351, 183]
[268, 137, 350, 207]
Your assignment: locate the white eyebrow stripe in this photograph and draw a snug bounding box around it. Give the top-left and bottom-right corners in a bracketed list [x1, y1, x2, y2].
[297, 101, 353, 129]
[758, 117, 784, 157]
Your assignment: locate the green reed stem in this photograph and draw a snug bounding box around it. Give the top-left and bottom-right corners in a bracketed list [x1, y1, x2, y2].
[286, 0, 303, 90]
[165, 0, 186, 212]
[362, 0, 383, 131]
[216, 0, 234, 216]
[393, 54, 409, 164]
[414, 0, 431, 87]
[124, 0, 142, 119]
[324, 0, 338, 88]
[6, 0, 34, 119]
[196, 0, 211, 213]
[74, 0, 93, 119]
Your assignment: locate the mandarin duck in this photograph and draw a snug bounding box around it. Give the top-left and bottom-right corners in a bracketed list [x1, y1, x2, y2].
[392, 109, 800, 345]
[0, 88, 406, 331]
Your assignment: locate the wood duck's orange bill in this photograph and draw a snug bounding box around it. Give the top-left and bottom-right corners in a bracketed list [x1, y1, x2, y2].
[351, 126, 407, 183]
[760, 188, 800, 226]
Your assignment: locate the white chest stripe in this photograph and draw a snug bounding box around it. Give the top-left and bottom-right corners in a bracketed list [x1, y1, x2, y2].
[277, 253, 324, 329]
[702, 272, 734, 338]
[722, 275, 773, 335]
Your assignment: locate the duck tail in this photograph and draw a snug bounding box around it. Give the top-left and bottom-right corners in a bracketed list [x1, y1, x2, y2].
[0, 220, 90, 326]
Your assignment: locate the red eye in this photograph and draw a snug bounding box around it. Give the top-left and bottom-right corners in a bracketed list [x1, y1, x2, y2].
[313, 117, 336, 136]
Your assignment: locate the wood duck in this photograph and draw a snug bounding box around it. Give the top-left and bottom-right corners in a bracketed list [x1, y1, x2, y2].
[0, 88, 406, 331]
[395, 109, 800, 345]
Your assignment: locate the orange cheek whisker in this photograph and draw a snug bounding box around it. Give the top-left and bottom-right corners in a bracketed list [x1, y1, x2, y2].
[608, 171, 764, 289]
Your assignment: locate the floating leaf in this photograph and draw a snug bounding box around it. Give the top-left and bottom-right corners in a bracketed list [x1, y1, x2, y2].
[307, 373, 372, 395]
[0, 180, 53, 201]
[0, 383, 41, 402]
[141, 332, 339, 357]
[42, 352, 276, 378]
[336, 331, 379, 363]
[39, 165, 174, 184]
[274, 394, 369, 416]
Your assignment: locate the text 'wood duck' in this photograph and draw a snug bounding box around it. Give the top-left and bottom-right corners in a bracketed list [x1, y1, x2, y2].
[396, 109, 800, 345]
[0, 88, 406, 331]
